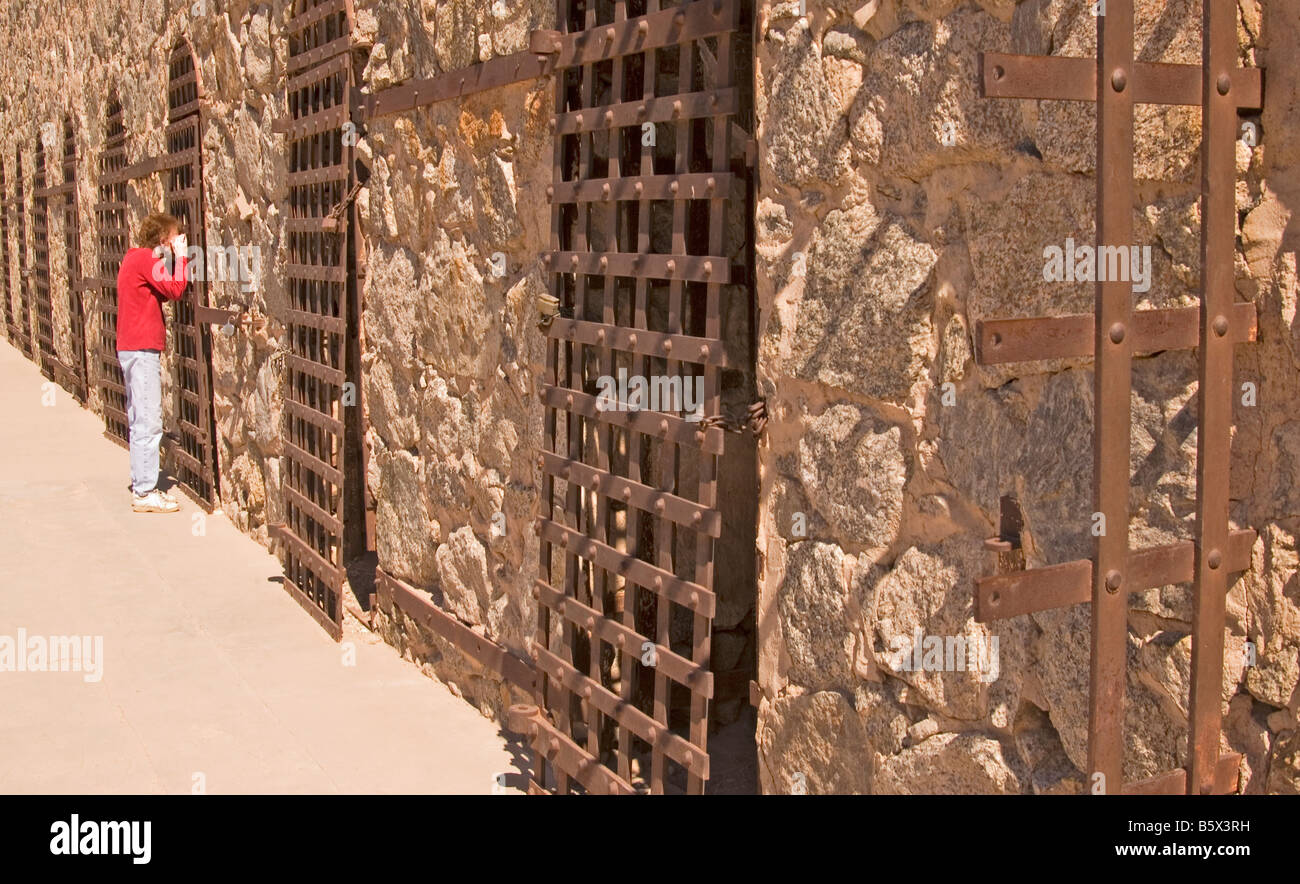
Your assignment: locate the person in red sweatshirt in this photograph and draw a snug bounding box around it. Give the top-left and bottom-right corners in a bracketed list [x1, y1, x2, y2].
[117, 212, 189, 513]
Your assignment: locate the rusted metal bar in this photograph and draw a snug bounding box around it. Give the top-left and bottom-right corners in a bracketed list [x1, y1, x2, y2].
[981, 52, 1263, 109]
[360, 49, 557, 121]
[545, 316, 730, 366]
[1125, 752, 1241, 796]
[116, 155, 166, 181]
[553, 88, 738, 133]
[1088, 0, 1138, 796]
[376, 568, 537, 692]
[543, 250, 731, 283]
[553, 0, 737, 69]
[1187, 0, 1239, 797]
[550, 171, 732, 203]
[975, 530, 1256, 622]
[975, 302, 1257, 365]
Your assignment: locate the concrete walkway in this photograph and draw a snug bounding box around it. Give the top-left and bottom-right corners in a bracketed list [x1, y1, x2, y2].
[0, 340, 522, 793]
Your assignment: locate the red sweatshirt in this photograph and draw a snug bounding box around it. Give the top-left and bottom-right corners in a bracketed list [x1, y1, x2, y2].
[116, 246, 188, 352]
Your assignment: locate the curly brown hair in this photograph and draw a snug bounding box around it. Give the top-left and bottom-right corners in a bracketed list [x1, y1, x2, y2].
[137, 212, 181, 249]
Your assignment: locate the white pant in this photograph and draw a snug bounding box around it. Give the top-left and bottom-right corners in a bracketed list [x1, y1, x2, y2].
[118, 350, 162, 496]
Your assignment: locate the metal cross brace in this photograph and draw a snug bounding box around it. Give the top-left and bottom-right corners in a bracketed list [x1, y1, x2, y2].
[972, 1, 1262, 795]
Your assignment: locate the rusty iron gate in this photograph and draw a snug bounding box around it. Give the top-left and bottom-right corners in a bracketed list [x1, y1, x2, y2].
[96, 94, 130, 446]
[32, 135, 53, 378]
[163, 40, 220, 509]
[506, 0, 746, 795]
[973, 1, 1261, 795]
[11, 147, 32, 358]
[274, 0, 363, 640]
[60, 117, 90, 402]
[34, 118, 90, 400]
[1, 160, 12, 346]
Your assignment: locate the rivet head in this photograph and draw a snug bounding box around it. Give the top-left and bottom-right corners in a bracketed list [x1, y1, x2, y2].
[1213, 315, 1229, 337]
[1105, 570, 1123, 593]
[1111, 69, 1128, 92]
[1109, 322, 1126, 344]
[1207, 549, 1223, 570]
[1217, 74, 1232, 96]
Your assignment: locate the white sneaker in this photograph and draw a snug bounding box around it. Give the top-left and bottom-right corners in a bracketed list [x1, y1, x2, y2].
[133, 490, 181, 514]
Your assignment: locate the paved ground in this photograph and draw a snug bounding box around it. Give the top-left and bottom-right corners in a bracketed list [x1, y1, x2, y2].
[0, 340, 524, 794]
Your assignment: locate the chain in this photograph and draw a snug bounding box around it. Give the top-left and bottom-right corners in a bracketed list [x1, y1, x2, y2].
[326, 180, 363, 226]
[700, 399, 767, 436]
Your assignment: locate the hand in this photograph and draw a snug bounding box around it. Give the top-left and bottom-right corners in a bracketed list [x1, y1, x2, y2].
[170, 233, 188, 257]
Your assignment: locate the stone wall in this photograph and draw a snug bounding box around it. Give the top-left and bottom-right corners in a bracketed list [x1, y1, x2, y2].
[752, 0, 1300, 794]
[0, 0, 1295, 794]
[357, 0, 556, 718]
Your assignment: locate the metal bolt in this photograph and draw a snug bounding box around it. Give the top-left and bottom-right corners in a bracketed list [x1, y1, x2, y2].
[1109, 322, 1126, 344]
[1217, 74, 1232, 96]
[1105, 570, 1123, 593]
[1213, 315, 1229, 337]
[1111, 69, 1128, 92]
[1207, 549, 1223, 570]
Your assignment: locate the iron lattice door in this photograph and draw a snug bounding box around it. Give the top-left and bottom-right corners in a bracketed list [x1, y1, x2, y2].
[277, 0, 360, 640]
[1, 161, 12, 344]
[32, 137, 53, 377]
[164, 42, 220, 509]
[514, 0, 745, 795]
[97, 95, 130, 446]
[13, 149, 30, 358]
[62, 118, 89, 402]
